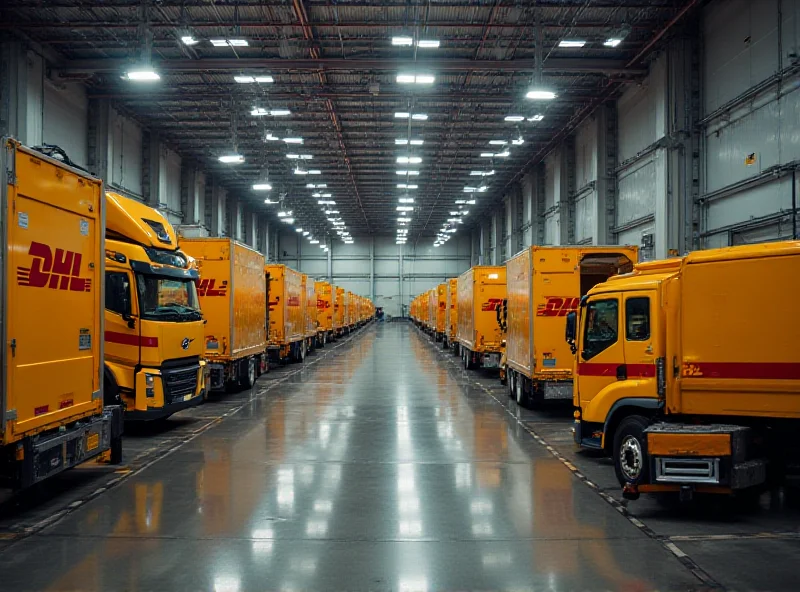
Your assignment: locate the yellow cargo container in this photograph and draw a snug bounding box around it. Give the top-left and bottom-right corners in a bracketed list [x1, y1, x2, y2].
[432, 283, 447, 341]
[333, 285, 345, 336]
[302, 274, 317, 353]
[181, 238, 268, 390]
[506, 246, 638, 408]
[315, 281, 333, 345]
[1, 139, 122, 488]
[457, 266, 506, 370]
[342, 289, 353, 333]
[444, 278, 458, 348]
[265, 263, 307, 362]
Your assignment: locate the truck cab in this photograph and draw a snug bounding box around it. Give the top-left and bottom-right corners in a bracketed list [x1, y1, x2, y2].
[104, 192, 206, 420]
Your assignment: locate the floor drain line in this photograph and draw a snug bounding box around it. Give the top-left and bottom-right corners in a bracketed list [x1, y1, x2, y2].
[419, 328, 724, 590]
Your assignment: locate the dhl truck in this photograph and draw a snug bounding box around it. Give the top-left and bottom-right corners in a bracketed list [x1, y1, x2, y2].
[457, 266, 506, 370]
[432, 283, 447, 343]
[506, 246, 637, 409]
[345, 290, 355, 332]
[444, 278, 457, 350]
[333, 285, 345, 337]
[565, 241, 800, 499]
[315, 281, 333, 345]
[265, 264, 306, 362]
[0, 138, 122, 488]
[105, 192, 207, 420]
[180, 238, 267, 390]
[302, 274, 317, 354]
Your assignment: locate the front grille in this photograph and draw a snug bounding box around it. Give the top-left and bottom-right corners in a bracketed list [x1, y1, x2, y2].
[163, 365, 199, 403]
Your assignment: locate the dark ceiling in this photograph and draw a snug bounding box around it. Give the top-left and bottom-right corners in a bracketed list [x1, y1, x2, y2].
[0, 0, 696, 245]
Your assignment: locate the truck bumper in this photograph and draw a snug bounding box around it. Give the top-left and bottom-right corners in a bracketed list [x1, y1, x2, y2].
[11, 405, 123, 489]
[480, 352, 501, 369]
[125, 391, 204, 421]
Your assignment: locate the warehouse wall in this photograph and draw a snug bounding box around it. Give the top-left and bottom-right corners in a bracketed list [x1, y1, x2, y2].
[277, 232, 471, 317]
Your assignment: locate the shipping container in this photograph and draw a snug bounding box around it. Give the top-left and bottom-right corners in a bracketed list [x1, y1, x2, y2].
[506, 246, 638, 408]
[181, 238, 268, 390]
[457, 266, 506, 370]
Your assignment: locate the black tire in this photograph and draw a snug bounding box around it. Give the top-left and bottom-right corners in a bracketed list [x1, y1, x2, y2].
[515, 373, 528, 408]
[239, 357, 256, 389]
[103, 372, 121, 408]
[109, 434, 123, 464]
[453, 342, 460, 357]
[613, 415, 651, 487]
[508, 370, 516, 398]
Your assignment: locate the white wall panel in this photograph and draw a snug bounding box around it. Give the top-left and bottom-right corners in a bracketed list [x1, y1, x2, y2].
[543, 153, 560, 245]
[43, 82, 88, 168]
[108, 107, 142, 196]
[617, 56, 666, 161]
[616, 223, 654, 249]
[703, 0, 780, 113]
[194, 171, 206, 225]
[160, 147, 182, 224]
[25, 52, 44, 147]
[575, 117, 597, 189]
[616, 153, 661, 225]
[574, 190, 596, 244]
[521, 173, 534, 247]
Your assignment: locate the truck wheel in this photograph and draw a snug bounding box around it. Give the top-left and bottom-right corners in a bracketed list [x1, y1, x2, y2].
[299, 340, 307, 362]
[453, 343, 460, 357]
[109, 433, 123, 464]
[508, 370, 515, 398]
[515, 374, 528, 408]
[613, 415, 651, 486]
[239, 357, 256, 389]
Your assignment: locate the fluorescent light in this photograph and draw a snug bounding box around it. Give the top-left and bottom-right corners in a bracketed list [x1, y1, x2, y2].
[312, 193, 332, 198]
[604, 38, 622, 47]
[392, 36, 413, 46]
[395, 112, 410, 119]
[448, 218, 463, 223]
[318, 200, 336, 205]
[251, 107, 268, 115]
[495, 150, 510, 157]
[489, 140, 507, 145]
[411, 113, 428, 120]
[332, 221, 345, 226]
[235, 75, 256, 83]
[283, 137, 304, 144]
[302, 231, 310, 236]
[512, 137, 525, 145]
[526, 89, 557, 100]
[396, 74, 416, 83]
[310, 239, 320, 244]
[287, 154, 313, 159]
[417, 39, 440, 48]
[398, 198, 415, 203]
[306, 183, 327, 188]
[265, 133, 280, 141]
[269, 109, 290, 116]
[218, 154, 244, 164]
[181, 35, 199, 46]
[308, 169, 321, 175]
[397, 184, 418, 189]
[397, 156, 422, 164]
[480, 152, 495, 158]
[324, 210, 340, 214]
[466, 199, 476, 205]
[277, 210, 292, 217]
[255, 76, 274, 83]
[395, 138, 424, 146]
[252, 107, 289, 117]
[293, 168, 308, 175]
[228, 39, 248, 47]
[470, 170, 494, 176]
[264, 198, 277, 204]
[125, 68, 160, 81]
[395, 170, 419, 176]
[295, 228, 303, 233]
[281, 217, 295, 224]
[252, 183, 272, 191]
[559, 40, 586, 48]
[397, 217, 412, 222]
[396, 206, 414, 212]
[210, 39, 228, 47]
[415, 75, 435, 84]
[504, 115, 525, 122]
[528, 114, 545, 122]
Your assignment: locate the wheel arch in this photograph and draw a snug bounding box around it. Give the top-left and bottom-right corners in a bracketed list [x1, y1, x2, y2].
[602, 398, 662, 453]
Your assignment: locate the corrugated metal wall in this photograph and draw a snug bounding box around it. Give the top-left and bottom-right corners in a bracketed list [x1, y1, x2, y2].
[159, 146, 182, 223]
[108, 107, 143, 196]
[43, 82, 88, 168]
[574, 117, 598, 244]
[543, 151, 560, 245]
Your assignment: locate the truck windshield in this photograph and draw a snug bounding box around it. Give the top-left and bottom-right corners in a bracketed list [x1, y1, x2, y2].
[136, 274, 202, 322]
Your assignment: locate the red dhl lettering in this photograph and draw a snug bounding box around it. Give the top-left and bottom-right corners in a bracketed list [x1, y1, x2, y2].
[439, 302, 446, 309]
[17, 241, 92, 292]
[268, 298, 279, 311]
[481, 298, 504, 312]
[197, 279, 228, 297]
[287, 296, 301, 307]
[536, 296, 580, 317]
[317, 298, 331, 309]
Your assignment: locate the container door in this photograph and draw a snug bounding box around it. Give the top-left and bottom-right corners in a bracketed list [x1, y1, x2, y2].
[575, 296, 623, 411]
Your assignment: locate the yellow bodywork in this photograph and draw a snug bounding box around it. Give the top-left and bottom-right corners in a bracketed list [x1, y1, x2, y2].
[316, 281, 333, 334]
[3, 140, 104, 443]
[105, 193, 206, 417]
[456, 266, 506, 353]
[334, 286, 345, 332]
[506, 246, 638, 384]
[264, 264, 305, 348]
[303, 274, 317, 339]
[445, 278, 457, 341]
[181, 238, 267, 367]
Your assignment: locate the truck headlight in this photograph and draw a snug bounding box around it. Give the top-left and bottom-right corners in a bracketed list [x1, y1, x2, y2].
[145, 373, 156, 398]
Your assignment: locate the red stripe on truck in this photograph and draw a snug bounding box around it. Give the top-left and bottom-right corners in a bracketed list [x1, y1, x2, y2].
[578, 363, 656, 378]
[685, 362, 800, 380]
[105, 331, 159, 348]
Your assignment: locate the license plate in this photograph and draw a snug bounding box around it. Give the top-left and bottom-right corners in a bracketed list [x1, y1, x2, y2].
[86, 433, 99, 451]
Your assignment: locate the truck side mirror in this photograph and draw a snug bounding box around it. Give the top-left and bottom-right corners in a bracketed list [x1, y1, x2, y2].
[565, 311, 577, 354]
[120, 288, 135, 328]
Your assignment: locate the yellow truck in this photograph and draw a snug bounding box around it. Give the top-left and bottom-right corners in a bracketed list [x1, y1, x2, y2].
[265, 264, 306, 362]
[302, 274, 317, 354]
[444, 278, 457, 350]
[315, 281, 333, 345]
[105, 192, 207, 420]
[432, 283, 447, 343]
[457, 266, 506, 370]
[333, 285, 345, 338]
[565, 241, 800, 500]
[506, 246, 637, 409]
[181, 238, 268, 390]
[1, 139, 122, 488]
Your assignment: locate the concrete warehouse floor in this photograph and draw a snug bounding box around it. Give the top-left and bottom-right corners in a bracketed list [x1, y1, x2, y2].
[0, 322, 798, 590]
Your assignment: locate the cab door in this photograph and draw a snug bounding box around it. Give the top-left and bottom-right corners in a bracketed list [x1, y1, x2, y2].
[576, 296, 623, 411]
[621, 291, 658, 394]
[104, 270, 140, 373]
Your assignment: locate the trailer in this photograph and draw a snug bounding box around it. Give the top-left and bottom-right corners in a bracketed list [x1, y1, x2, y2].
[303, 274, 317, 354]
[265, 264, 306, 362]
[456, 266, 506, 370]
[315, 281, 333, 345]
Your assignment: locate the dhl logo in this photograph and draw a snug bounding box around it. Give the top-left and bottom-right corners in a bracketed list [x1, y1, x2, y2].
[287, 296, 301, 307]
[537, 296, 580, 317]
[481, 298, 504, 312]
[17, 241, 92, 292]
[268, 298, 279, 311]
[317, 298, 331, 309]
[197, 279, 228, 297]
[439, 302, 447, 309]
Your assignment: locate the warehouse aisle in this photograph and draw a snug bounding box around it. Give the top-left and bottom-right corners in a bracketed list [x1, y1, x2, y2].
[0, 323, 701, 591]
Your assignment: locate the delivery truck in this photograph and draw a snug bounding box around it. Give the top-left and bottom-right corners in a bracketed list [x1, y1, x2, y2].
[506, 246, 638, 409]
[181, 238, 268, 390]
[444, 278, 457, 350]
[1, 138, 122, 488]
[302, 274, 317, 354]
[457, 266, 506, 370]
[565, 241, 800, 499]
[432, 283, 447, 342]
[315, 281, 333, 346]
[105, 192, 207, 420]
[333, 285, 344, 338]
[265, 264, 306, 362]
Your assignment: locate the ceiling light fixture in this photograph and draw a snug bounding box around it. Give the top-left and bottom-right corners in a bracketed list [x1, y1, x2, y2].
[495, 151, 510, 157]
[398, 197, 415, 203]
[489, 140, 508, 145]
[283, 137, 304, 144]
[396, 206, 414, 212]
[392, 36, 413, 46]
[417, 39, 440, 48]
[504, 115, 525, 122]
[125, 67, 160, 81]
[396, 156, 422, 164]
[218, 154, 244, 164]
[252, 183, 272, 191]
[180, 35, 199, 46]
[397, 184, 418, 189]
[604, 38, 623, 47]
[528, 114, 545, 122]
[559, 40, 586, 48]
[526, 89, 557, 100]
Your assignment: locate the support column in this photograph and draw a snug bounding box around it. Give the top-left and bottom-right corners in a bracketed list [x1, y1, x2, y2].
[260, 218, 270, 257]
[142, 130, 161, 208]
[87, 98, 110, 182]
[369, 236, 375, 301]
[210, 183, 226, 237]
[246, 211, 257, 248]
[0, 42, 43, 145]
